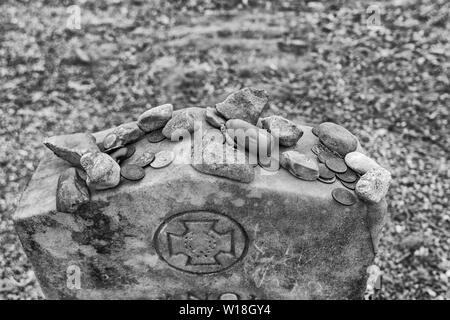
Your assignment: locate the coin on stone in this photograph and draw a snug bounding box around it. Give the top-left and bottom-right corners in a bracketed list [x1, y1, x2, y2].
[325, 157, 347, 173]
[340, 180, 356, 190]
[147, 129, 166, 143]
[103, 133, 117, 149]
[151, 150, 175, 169]
[318, 163, 335, 180]
[125, 145, 136, 159]
[332, 188, 356, 206]
[121, 164, 145, 181]
[337, 169, 358, 183]
[318, 176, 336, 184]
[133, 150, 155, 168]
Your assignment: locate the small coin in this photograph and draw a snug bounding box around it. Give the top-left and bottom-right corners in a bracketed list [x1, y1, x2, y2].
[340, 180, 356, 190]
[318, 176, 336, 184]
[147, 129, 166, 143]
[121, 164, 145, 181]
[325, 157, 347, 173]
[151, 150, 174, 169]
[332, 188, 356, 206]
[318, 163, 335, 180]
[125, 145, 136, 159]
[103, 133, 117, 149]
[337, 169, 358, 183]
[133, 150, 155, 168]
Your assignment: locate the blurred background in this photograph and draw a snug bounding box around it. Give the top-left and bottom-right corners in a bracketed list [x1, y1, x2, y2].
[0, 0, 448, 299]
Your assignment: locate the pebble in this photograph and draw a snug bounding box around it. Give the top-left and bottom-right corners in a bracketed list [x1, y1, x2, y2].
[132, 150, 155, 168]
[121, 164, 145, 181]
[215, 87, 268, 125]
[137, 103, 173, 133]
[80, 152, 121, 190]
[56, 167, 90, 213]
[226, 119, 274, 157]
[332, 188, 357, 206]
[43, 133, 100, 166]
[162, 107, 206, 140]
[205, 106, 226, 128]
[356, 167, 392, 203]
[191, 138, 255, 183]
[316, 122, 358, 156]
[260, 115, 303, 147]
[147, 129, 166, 143]
[151, 150, 175, 168]
[280, 151, 319, 181]
[325, 157, 348, 173]
[344, 151, 380, 175]
[103, 122, 144, 150]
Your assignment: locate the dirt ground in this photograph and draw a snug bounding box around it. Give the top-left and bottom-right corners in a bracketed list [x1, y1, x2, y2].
[0, 0, 448, 299]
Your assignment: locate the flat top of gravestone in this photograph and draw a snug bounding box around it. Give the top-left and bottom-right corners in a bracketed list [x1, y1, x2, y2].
[14, 123, 384, 222]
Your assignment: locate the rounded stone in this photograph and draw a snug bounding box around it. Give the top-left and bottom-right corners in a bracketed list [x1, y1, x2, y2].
[280, 151, 319, 181]
[356, 167, 391, 203]
[151, 150, 175, 169]
[137, 103, 173, 133]
[317, 122, 358, 156]
[260, 115, 303, 147]
[345, 151, 380, 175]
[121, 164, 145, 181]
[80, 152, 121, 190]
[103, 133, 117, 150]
[332, 188, 357, 206]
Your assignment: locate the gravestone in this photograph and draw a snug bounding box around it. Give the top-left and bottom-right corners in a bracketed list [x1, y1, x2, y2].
[14, 91, 390, 300]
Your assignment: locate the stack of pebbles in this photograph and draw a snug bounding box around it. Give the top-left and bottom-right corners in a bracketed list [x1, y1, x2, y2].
[43, 87, 391, 218]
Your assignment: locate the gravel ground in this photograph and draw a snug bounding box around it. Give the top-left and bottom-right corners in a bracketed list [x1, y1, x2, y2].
[0, 0, 448, 300]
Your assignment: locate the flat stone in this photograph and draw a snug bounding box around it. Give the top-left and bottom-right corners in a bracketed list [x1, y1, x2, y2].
[317, 122, 358, 156]
[205, 107, 226, 128]
[192, 133, 255, 183]
[345, 151, 380, 175]
[356, 167, 392, 203]
[44, 133, 99, 166]
[56, 167, 90, 213]
[80, 152, 121, 190]
[260, 115, 303, 147]
[280, 151, 319, 181]
[103, 122, 144, 150]
[215, 87, 268, 125]
[162, 107, 207, 140]
[137, 104, 173, 133]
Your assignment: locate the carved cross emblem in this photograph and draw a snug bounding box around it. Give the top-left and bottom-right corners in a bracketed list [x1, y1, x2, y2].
[167, 220, 234, 265]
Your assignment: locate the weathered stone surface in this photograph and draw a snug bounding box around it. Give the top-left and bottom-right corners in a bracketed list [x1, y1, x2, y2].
[260, 115, 303, 147]
[345, 151, 380, 175]
[317, 122, 358, 156]
[44, 133, 99, 166]
[80, 152, 121, 190]
[226, 119, 274, 158]
[356, 167, 391, 203]
[215, 87, 268, 125]
[192, 131, 255, 183]
[56, 167, 90, 213]
[280, 151, 319, 181]
[162, 107, 207, 140]
[205, 106, 226, 128]
[103, 122, 144, 150]
[14, 122, 387, 300]
[137, 104, 173, 133]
